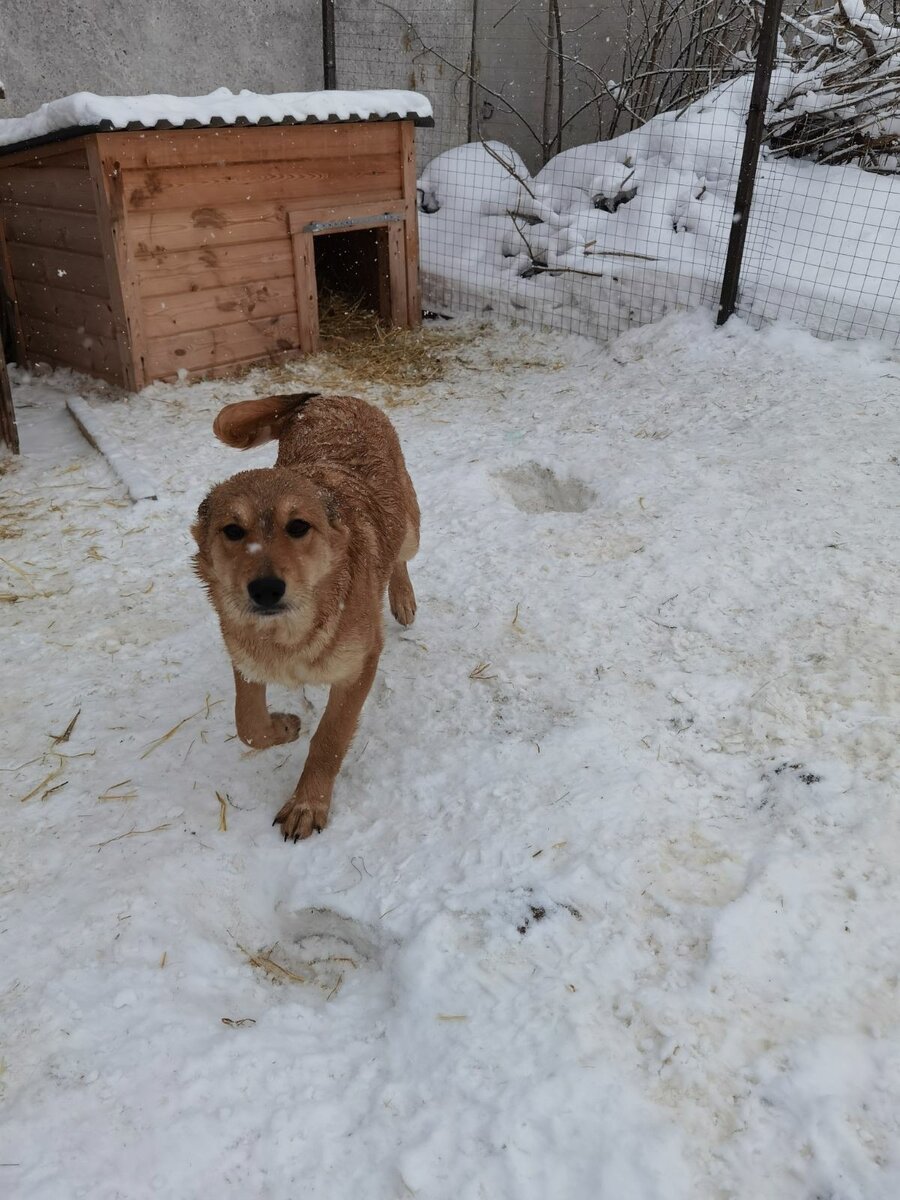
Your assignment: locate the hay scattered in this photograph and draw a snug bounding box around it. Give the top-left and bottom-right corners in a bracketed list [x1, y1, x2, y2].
[50, 709, 80, 746]
[99, 780, 137, 802]
[216, 791, 228, 832]
[18, 764, 63, 804]
[284, 294, 468, 392]
[240, 943, 307, 985]
[469, 661, 497, 682]
[93, 822, 172, 850]
[0, 555, 33, 582]
[140, 698, 222, 759]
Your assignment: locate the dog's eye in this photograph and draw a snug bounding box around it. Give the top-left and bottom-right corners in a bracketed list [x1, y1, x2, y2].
[222, 523, 246, 541]
[286, 519, 311, 539]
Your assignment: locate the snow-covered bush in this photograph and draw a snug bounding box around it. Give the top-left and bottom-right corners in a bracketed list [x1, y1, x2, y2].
[768, 1, 900, 170]
[417, 141, 541, 219]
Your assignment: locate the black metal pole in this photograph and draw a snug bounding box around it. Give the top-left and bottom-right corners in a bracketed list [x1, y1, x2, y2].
[716, 0, 783, 326]
[322, 0, 337, 90]
[467, 0, 480, 141]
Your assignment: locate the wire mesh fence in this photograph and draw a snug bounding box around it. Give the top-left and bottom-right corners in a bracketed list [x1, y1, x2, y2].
[332, 0, 900, 350]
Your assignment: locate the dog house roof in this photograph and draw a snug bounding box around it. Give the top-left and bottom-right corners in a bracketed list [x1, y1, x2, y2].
[0, 87, 434, 154]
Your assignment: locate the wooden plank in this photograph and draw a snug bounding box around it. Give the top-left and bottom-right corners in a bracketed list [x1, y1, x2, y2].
[7, 242, 110, 296]
[376, 227, 392, 323]
[291, 230, 318, 354]
[182, 346, 301, 383]
[128, 201, 291, 254]
[386, 221, 408, 326]
[136, 237, 293, 297]
[0, 204, 103, 256]
[22, 314, 121, 381]
[0, 335, 18, 453]
[102, 122, 401, 170]
[0, 137, 91, 170]
[15, 280, 115, 338]
[144, 311, 300, 379]
[87, 138, 146, 390]
[127, 193, 405, 255]
[400, 123, 422, 328]
[142, 275, 297, 339]
[0, 166, 95, 213]
[121, 154, 402, 213]
[287, 200, 405, 232]
[290, 204, 403, 234]
[0, 217, 26, 363]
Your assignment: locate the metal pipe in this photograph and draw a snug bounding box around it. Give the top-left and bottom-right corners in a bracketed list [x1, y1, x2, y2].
[322, 0, 337, 91]
[717, 0, 784, 326]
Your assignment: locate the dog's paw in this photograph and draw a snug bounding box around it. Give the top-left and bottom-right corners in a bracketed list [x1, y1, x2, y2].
[239, 712, 301, 750]
[268, 712, 302, 745]
[389, 579, 417, 627]
[273, 785, 332, 842]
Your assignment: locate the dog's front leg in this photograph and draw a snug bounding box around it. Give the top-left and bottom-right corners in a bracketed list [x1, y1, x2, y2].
[274, 650, 380, 841]
[233, 668, 301, 749]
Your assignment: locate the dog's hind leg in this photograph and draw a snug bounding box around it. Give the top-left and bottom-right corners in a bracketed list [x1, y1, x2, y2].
[389, 519, 418, 626]
[389, 561, 416, 626]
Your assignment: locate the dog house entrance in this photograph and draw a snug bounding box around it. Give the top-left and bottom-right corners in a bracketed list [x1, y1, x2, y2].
[289, 205, 410, 354]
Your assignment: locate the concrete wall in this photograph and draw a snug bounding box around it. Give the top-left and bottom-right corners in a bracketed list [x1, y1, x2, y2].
[332, 0, 474, 165]
[0, 1, 324, 117]
[0, 0, 472, 174]
[0, 0, 743, 177]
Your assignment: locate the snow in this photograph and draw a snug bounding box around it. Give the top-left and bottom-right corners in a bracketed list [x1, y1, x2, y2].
[3, 311, 900, 1197]
[0, 87, 432, 148]
[418, 70, 900, 347]
[65, 395, 158, 503]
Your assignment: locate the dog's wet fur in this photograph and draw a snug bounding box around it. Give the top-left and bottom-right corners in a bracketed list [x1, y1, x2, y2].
[192, 392, 420, 840]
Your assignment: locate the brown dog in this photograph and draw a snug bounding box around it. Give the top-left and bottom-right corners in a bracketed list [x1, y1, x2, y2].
[192, 392, 420, 840]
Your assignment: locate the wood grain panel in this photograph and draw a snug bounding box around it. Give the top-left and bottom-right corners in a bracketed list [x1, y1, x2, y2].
[136, 237, 293, 297]
[144, 311, 299, 378]
[103, 122, 401, 170]
[142, 275, 296, 339]
[121, 154, 402, 213]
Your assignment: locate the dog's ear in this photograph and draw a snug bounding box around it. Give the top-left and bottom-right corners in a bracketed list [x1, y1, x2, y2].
[191, 494, 212, 547]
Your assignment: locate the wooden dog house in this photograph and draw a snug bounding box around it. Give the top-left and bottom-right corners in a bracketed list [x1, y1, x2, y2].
[0, 90, 432, 389]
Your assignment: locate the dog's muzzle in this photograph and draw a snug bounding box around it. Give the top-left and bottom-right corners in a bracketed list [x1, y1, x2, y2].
[247, 576, 286, 613]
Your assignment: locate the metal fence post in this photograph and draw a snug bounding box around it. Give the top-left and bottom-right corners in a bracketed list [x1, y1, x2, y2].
[322, 0, 337, 90]
[716, 0, 783, 326]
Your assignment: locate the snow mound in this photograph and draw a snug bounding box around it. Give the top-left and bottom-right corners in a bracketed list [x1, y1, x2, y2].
[418, 69, 900, 348]
[418, 140, 551, 221]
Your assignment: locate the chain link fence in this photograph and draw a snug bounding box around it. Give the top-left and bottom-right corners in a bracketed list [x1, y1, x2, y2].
[333, 0, 900, 348]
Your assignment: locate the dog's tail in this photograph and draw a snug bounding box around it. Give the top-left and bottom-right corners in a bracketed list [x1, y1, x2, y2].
[212, 392, 320, 450]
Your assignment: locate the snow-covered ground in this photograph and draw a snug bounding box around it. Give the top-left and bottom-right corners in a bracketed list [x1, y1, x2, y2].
[418, 70, 900, 347]
[2, 311, 900, 1198]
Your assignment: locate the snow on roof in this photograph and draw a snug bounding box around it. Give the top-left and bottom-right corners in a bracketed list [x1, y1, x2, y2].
[0, 87, 434, 151]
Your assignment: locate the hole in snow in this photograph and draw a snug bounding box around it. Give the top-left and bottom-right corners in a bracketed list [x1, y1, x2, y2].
[247, 908, 383, 1000]
[496, 462, 596, 514]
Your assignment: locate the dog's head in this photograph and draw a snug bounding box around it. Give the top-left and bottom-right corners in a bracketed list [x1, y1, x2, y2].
[191, 468, 347, 635]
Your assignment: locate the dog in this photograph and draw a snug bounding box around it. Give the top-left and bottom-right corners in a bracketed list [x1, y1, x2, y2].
[192, 391, 420, 840]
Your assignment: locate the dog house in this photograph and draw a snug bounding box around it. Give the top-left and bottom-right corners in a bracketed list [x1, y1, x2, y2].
[0, 89, 432, 389]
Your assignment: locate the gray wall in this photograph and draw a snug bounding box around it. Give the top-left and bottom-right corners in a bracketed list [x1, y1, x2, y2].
[0, 1, 324, 116]
[0, 0, 728, 175]
[332, 0, 474, 164]
[0, 0, 472, 172]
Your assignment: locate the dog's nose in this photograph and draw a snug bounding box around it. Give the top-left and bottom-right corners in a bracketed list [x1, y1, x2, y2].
[247, 576, 286, 609]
